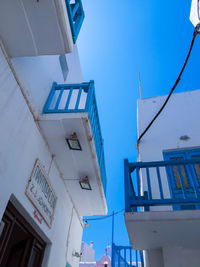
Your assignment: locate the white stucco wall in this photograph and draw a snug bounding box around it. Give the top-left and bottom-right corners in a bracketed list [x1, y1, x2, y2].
[137, 90, 200, 161]
[80, 242, 95, 262]
[144, 246, 200, 267]
[137, 90, 200, 211]
[163, 246, 200, 267]
[137, 90, 200, 267]
[145, 248, 164, 267]
[0, 44, 83, 266]
[11, 44, 83, 117]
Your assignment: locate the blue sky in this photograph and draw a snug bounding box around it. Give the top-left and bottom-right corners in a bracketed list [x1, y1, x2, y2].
[77, 0, 200, 260]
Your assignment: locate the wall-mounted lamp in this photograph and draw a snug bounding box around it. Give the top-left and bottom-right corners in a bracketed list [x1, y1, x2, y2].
[179, 135, 190, 141]
[72, 251, 82, 258]
[66, 132, 82, 151]
[79, 176, 92, 190]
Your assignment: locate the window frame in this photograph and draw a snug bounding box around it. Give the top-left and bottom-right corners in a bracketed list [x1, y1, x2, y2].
[163, 148, 200, 210]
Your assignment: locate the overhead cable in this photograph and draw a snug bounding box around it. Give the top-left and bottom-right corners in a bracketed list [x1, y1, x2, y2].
[83, 209, 124, 221]
[136, 24, 200, 149]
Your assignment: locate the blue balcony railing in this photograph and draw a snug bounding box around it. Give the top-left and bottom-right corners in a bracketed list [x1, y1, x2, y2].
[43, 81, 107, 194]
[124, 158, 200, 212]
[112, 244, 144, 267]
[65, 0, 85, 43]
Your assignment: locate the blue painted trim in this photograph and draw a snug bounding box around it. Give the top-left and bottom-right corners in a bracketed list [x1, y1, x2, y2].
[111, 243, 144, 267]
[43, 82, 57, 112]
[71, 2, 80, 18]
[146, 167, 152, 199]
[130, 248, 132, 265]
[43, 109, 87, 114]
[75, 87, 82, 110]
[136, 250, 138, 267]
[177, 164, 187, 198]
[124, 158, 200, 212]
[124, 159, 131, 212]
[55, 87, 64, 110]
[156, 166, 164, 199]
[136, 167, 141, 200]
[128, 158, 200, 168]
[65, 87, 73, 110]
[164, 149, 200, 210]
[43, 81, 107, 195]
[65, 0, 85, 43]
[129, 197, 200, 206]
[53, 83, 89, 89]
[140, 251, 144, 267]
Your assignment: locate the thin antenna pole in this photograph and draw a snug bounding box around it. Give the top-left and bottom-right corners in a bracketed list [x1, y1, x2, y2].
[111, 211, 115, 267]
[139, 72, 142, 99]
[111, 211, 114, 244]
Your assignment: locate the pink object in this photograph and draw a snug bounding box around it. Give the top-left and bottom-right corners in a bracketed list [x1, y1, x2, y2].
[33, 210, 42, 224]
[95, 255, 111, 267]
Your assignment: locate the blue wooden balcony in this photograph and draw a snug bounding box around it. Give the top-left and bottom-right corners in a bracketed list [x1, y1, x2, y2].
[112, 244, 144, 267]
[124, 158, 200, 212]
[43, 81, 107, 195]
[65, 0, 85, 43]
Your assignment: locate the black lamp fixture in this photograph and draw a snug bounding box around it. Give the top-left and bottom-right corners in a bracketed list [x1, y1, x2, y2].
[66, 132, 82, 151]
[79, 176, 92, 190]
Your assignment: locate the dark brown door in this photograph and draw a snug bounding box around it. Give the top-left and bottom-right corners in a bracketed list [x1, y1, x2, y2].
[0, 202, 46, 267]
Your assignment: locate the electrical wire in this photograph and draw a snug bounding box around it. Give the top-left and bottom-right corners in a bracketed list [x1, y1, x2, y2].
[83, 209, 124, 221]
[136, 26, 200, 149]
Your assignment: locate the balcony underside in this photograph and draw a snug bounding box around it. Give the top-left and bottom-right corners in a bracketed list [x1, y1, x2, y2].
[0, 0, 73, 57]
[39, 112, 107, 216]
[125, 210, 200, 250]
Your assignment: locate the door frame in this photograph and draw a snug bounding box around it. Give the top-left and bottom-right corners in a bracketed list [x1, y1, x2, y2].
[0, 201, 46, 266]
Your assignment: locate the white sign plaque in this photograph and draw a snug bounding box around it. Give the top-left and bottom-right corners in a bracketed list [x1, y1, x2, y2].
[190, 0, 200, 27]
[26, 159, 57, 227]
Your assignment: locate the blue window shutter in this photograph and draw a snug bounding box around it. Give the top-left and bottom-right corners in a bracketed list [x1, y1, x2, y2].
[163, 148, 200, 210]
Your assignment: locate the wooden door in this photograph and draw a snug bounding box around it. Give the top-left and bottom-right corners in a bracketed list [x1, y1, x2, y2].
[0, 202, 46, 267]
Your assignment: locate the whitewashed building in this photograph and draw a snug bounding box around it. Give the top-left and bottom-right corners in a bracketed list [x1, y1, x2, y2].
[125, 89, 200, 267]
[0, 1, 107, 267]
[79, 242, 111, 267]
[79, 241, 96, 267]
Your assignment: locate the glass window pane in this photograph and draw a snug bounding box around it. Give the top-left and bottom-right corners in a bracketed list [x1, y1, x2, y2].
[171, 157, 190, 189]
[172, 165, 182, 189]
[180, 164, 190, 189]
